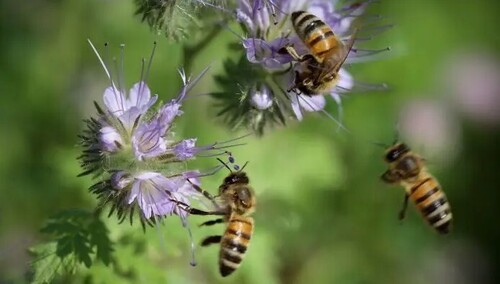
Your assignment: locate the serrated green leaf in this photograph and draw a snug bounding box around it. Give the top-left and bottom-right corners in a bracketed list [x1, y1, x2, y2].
[41, 221, 79, 235]
[56, 235, 74, 258]
[74, 233, 93, 268]
[28, 242, 77, 284]
[89, 218, 114, 266]
[37, 209, 114, 272]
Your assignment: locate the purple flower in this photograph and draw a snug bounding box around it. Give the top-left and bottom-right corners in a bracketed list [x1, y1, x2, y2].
[250, 85, 274, 110]
[98, 82, 158, 154]
[103, 82, 157, 129]
[173, 139, 197, 160]
[242, 0, 369, 96]
[132, 118, 168, 161]
[243, 38, 293, 69]
[212, 0, 389, 134]
[99, 125, 123, 152]
[126, 171, 201, 220]
[80, 41, 244, 227]
[111, 171, 133, 190]
[130, 100, 184, 161]
[290, 94, 326, 121]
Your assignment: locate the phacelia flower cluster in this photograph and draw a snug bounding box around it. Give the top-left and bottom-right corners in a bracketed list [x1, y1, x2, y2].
[79, 41, 235, 229]
[212, 0, 389, 135]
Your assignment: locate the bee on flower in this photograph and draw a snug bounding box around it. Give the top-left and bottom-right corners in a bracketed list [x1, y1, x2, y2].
[79, 41, 244, 233]
[212, 0, 390, 135]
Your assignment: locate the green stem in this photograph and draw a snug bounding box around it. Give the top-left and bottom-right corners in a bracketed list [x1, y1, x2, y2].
[182, 27, 223, 73]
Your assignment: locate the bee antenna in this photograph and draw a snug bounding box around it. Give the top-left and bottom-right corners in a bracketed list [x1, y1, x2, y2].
[222, 150, 243, 171]
[392, 125, 401, 145]
[217, 158, 233, 172]
[371, 141, 390, 149]
[239, 161, 249, 171]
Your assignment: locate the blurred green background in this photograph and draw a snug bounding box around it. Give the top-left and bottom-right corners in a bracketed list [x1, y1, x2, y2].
[1, 0, 500, 283]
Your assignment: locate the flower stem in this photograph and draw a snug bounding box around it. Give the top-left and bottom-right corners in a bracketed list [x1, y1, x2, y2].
[182, 27, 222, 72]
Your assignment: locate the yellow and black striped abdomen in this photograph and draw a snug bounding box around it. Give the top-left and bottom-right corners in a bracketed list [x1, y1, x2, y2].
[408, 177, 452, 234]
[291, 11, 340, 63]
[219, 216, 253, 277]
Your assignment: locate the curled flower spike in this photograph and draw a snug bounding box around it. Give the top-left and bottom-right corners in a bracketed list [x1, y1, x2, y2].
[212, 0, 390, 135]
[79, 41, 244, 230]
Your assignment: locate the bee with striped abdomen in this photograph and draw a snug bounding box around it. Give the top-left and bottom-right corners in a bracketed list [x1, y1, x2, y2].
[284, 10, 355, 95]
[381, 143, 453, 234]
[174, 154, 256, 277]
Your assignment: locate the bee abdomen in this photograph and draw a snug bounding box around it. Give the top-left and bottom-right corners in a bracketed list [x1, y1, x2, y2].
[291, 11, 338, 61]
[219, 217, 253, 277]
[410, 178, 452, 234]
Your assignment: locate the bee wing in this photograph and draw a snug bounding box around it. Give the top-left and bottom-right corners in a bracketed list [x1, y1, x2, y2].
[299, 32, 354, 79]
[199, 195, 228, 211]
[333, 30, 357, 73]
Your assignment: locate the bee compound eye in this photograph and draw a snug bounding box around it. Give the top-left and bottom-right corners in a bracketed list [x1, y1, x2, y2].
[385, 149, 399, 162]
[239, 199, 251, 209]
[237, 188, 250, 200]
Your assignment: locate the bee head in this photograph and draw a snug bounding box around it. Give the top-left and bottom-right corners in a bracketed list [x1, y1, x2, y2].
[217, 152, 249, 184]
[385, 143, 410, 162]
[223, 172, 249, 186]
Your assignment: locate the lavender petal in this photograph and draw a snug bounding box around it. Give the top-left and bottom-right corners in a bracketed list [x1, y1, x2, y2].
[174, 139, 198, 160]
[103, 86, 126, 117]
[99, 126, 123, 152]
[298, 95, 326, 112]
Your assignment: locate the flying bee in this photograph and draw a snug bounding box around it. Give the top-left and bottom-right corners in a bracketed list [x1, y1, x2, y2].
[381, 142, 453, 234]
[173, 153, 256, 277]
[283, 10, 356, 95]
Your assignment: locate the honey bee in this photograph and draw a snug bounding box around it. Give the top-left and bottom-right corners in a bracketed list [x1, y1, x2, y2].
[381, 143, 453, 234]
[284, 10, 356, 95]
[174, 154, 256, 277]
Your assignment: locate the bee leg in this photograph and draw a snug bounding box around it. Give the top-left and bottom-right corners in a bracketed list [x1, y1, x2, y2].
[200, 218, 224, 227]
[187, 179, 216, 201]
[398, 193, 409, 221]
[188, 208, 226, 216]
[170, 199, 226, 216]
[301, 54, 316, 62]
[277, 46, 289, 54]
[284, 46, 303, 61]
[186, 179, 221, 209]
[201, 235, 222, 246]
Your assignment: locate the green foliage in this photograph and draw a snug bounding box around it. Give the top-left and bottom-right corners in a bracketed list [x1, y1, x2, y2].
[29, 242, 77, 284]
[135, 0, 196, 41]
[134, 0, 232, 42]
[29, 209, 113, 283]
